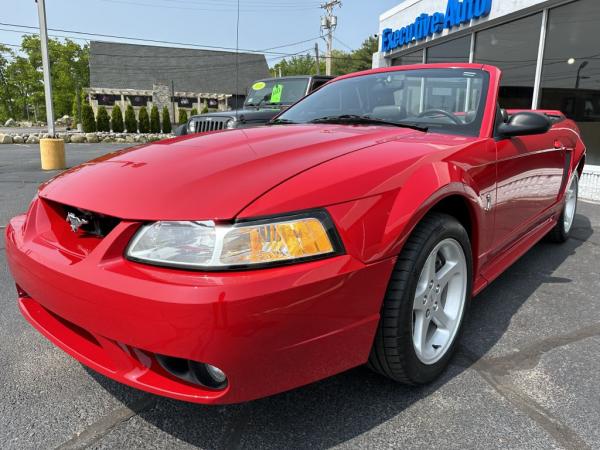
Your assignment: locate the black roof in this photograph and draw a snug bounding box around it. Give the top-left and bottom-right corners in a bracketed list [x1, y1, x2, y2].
[89, 41, 270, 95]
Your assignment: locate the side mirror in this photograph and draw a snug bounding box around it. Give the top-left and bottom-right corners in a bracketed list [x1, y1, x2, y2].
[497, 112, 551, 138]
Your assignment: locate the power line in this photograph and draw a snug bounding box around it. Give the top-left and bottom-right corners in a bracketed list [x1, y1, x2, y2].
[0, 23, 321, 57]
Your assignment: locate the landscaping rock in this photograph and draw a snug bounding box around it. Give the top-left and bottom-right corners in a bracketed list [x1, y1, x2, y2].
[4, 118, 15, 127]
[57, 133, 71, 143]
[26, 135, 39, 144]
[0, 133, 13, 144]
[70, 134, 86, 143]
[125, 135, 136, 143]
[85, 133, 99, 143]
[12, 135, 24, 144]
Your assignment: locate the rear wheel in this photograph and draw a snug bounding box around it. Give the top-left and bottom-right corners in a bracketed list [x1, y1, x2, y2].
[548, 173, 579, 243]
[369, 212, 472, 384]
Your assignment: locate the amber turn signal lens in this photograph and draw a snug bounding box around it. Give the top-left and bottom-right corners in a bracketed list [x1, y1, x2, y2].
[220, 218, 334, 265]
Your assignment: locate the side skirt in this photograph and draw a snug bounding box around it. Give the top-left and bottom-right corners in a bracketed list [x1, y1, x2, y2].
[474, 216, 557, 296]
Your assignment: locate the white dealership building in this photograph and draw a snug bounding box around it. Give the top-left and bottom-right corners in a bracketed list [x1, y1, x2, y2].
[374, 0, 600, 200]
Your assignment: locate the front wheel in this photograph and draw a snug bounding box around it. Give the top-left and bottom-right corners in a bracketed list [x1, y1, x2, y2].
[548, 173, 579, 243]
[369, 212, 472, 384]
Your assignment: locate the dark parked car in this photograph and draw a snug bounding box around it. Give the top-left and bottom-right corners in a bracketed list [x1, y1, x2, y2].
[175, 75, 333, 135]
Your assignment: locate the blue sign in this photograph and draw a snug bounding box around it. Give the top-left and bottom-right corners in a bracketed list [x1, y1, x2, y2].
[381, 0, 493, 52]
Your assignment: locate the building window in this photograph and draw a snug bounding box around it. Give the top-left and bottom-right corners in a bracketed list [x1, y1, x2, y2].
[391, 49, 423, 66]
[127, 95, 150, 107]
[540, 0, 600, 165]
[94, 94, 120, 106]
[173, 97, 196, 108]
[426, 35, 471, 64]
[475, 13, 542, 109]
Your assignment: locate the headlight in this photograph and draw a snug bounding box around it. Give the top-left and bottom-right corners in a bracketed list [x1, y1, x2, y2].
[126, 211, 343, 270]
[188, 121, 196, 133]
[226, 119, 236, 129]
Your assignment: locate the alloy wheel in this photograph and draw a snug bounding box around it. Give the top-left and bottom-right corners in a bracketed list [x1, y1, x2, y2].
[412, 238, 468, 365]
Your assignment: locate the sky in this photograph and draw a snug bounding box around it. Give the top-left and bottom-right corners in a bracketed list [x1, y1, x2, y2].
[1, 0, 403, 66]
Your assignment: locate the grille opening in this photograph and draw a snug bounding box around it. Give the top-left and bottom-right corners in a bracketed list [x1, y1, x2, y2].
[191, 117, 230, 133]
[62, 205, 121, 238]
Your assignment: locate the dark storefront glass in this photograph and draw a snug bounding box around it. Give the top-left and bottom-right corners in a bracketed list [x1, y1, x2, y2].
[127, 95, 150, 107]
[541, 0, 600, 165]
[391, 49, 423, 66]
[427, 35, 471, 64]
[475, 13, 542, 109]
[94, 94, 120, 106]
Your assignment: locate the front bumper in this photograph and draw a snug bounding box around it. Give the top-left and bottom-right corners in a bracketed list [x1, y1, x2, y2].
[5, 211, 394, 404]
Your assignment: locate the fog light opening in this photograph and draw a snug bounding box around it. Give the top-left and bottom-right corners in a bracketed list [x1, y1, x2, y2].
[15, 284, 31, 298]
[156, 354, 227, 390]
[189, 361, 228, 390]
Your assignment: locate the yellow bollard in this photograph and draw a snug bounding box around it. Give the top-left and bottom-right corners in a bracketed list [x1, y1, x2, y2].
[39, 138, 66, 170]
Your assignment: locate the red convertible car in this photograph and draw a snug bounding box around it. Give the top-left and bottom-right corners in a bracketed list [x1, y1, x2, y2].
[6, 64, 585, 404]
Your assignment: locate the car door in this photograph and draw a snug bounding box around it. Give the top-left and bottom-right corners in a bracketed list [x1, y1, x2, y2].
[492, 112, 567, 253]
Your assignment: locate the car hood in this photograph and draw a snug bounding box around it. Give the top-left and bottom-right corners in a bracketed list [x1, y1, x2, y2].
[197, 108, 281, 120]
[38, 125, 421, 221]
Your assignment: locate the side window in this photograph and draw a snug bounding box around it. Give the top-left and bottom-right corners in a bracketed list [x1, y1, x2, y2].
[310, 79, 329, 92]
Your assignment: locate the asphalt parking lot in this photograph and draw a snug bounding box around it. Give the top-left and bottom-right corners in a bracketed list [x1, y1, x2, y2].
[1, 143, 599, 450]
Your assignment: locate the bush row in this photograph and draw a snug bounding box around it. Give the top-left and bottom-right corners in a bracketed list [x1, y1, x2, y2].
[82, 104, 176, 133]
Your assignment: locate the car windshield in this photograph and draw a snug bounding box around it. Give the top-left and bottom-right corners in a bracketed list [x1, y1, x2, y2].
[244, 78, 309, 108]
[277, 68, 489, 136]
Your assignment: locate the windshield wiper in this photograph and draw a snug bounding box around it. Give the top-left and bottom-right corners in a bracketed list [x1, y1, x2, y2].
[309, 114, 428, 132]
[267, 118, 298, 125]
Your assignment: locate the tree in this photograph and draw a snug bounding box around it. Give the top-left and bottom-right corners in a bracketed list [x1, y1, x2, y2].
[190, 107, 198, 116]
[96, 106, 110, 132]
[0, 44, 15, 122]
[201, 105, 209, 114]
[161, 106, 171, 133]
[138, 107, 150, 133]
[150, 105, 160, 133]
[111, 104, 124, 132]
[178, 109, 188, 125]
[270, 36, 379, 77]
[124, 105, 137, 133]
[81, 103, 96, 132]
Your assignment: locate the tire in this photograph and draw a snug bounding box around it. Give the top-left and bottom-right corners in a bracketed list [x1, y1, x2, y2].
[368, 212, 473, 385]
[547, 173, 579, 243]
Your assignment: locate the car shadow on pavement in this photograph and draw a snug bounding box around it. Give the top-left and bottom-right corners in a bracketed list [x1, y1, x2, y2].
[87, 212, 594, 449]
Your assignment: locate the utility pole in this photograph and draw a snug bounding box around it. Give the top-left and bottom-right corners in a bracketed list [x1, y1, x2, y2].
[315, 43, 320, 75]
[320, 0, 341, 76]
[36, 0, 55, 136]
[171, 80, 176, 124]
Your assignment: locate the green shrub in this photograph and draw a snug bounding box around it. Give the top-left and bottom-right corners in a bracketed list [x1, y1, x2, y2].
[71, 93, 81, 124]
[178, 109, 188, 125]
[161, 107, 172, 133]
[81, 103, 96, 132]
[150, 105, 160, 133]
[190, 107, 198, 116]
[201, 105, 209, 114]
[138, 107, 150, 133]
[111, 105, 124, 132]
[124, 105, 137, 133]
[96, 107, 110, 132]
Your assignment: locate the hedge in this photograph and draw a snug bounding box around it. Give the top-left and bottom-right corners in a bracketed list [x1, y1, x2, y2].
[150, 105, 161, 133]
[178, 109, 188, 125]
[81, 103, 96, 132]
[161, 107, 171, 133]
[138, 107, 150, 133]
[111, 105, 124, 132]
[96, 107, 110, 132]
[124, 105, 137, 133]
[190, 107, 198, 117]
